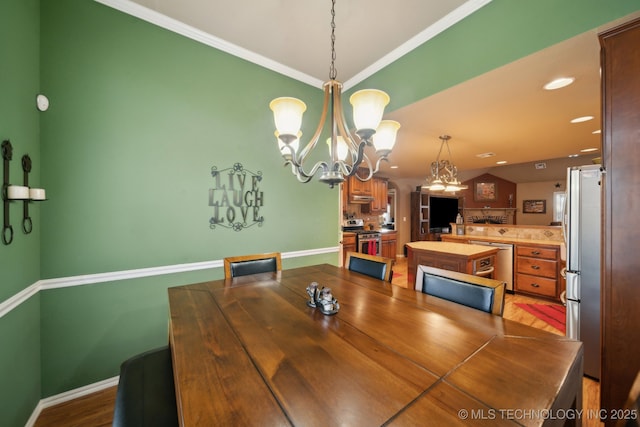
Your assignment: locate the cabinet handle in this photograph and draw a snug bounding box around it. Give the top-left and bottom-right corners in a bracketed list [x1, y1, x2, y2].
[531, 283, 540, 288]
[531, 265, 540, 270]
[531, 251, 541, 255]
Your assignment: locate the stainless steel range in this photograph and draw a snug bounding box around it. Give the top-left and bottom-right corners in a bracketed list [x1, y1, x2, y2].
[342, 219, 381, 256]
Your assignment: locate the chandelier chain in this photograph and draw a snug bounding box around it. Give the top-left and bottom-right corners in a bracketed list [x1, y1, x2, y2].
[329, 0, 337, 80]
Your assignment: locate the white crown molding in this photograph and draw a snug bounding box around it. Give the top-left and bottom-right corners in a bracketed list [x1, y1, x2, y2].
[0, 246, 339, 319]
[94, 0, 491, 92]
[344, 0, 493, 90]
[93, 0, 324, 89]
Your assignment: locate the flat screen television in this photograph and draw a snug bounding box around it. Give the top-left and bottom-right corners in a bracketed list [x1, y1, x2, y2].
[429, 196, 459, 233]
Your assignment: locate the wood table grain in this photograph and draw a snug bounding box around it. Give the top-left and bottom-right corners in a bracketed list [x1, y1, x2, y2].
[168, 264, 583, 426]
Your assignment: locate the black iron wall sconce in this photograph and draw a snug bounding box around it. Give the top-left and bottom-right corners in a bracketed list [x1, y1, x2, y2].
[1, 139, 47, 245]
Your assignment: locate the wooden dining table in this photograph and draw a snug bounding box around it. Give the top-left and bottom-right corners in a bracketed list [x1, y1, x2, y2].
[167, 264, 583, 426]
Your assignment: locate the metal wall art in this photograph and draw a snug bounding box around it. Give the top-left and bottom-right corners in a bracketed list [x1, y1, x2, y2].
[2, 140, 13, 245]
[2, 140, 46, 245]
[208, 163, 264, 231]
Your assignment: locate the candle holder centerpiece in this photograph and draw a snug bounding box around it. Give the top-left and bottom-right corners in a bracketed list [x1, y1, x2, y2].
[306, 282, 340, 315]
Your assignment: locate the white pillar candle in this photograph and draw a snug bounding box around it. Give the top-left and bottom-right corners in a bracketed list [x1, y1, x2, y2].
[7, 185, 30, 199]
[29, 188, 46, 200]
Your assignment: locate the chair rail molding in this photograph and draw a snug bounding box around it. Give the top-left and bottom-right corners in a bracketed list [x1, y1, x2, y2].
[0, 246, 339, 319]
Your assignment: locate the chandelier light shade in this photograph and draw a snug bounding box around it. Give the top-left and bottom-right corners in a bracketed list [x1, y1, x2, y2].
[270, 98, 307, 136]
[269, 0, 399, 187]
[349, 89, 390, 131]
[326, 136, 349, 161]
[422, 135, 469, 193]
[373, 120, 402, 153]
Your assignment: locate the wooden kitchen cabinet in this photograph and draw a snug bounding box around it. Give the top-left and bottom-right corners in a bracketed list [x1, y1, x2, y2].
[347, 169, 373, 203]
[370, 177, 388, 212]
[515, 244, 561, 300]
[341, 233, 356, 266]
[350, 174, 387, 213]
[600, 18, 640, 419]
[381, 232, 397, 261]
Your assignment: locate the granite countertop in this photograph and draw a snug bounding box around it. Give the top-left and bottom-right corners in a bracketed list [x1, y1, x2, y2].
[405, 241, 499, 256]
[377, 229, 397, 234]
[341, 229, 397, 235]
[442, 233, 565, 247]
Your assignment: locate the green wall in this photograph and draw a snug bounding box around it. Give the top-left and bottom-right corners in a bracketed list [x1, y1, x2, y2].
[37, 0, 338, 397]
[352, 0, 640, 110]
[1, 0, 639, 425]
[0, 0, 42, 426]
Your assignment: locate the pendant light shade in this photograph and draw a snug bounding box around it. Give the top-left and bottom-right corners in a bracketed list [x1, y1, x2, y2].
[423, 135, 468, 193]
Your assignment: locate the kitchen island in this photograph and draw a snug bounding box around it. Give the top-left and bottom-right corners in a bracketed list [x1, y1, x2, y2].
[406, 241, 500, 287]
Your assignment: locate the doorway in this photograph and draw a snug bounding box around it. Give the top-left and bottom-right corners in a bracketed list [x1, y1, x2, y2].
[384, 189, 396, 230]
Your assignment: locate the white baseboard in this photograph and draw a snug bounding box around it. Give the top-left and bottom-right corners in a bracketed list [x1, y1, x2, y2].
[25, 376, 119, 427]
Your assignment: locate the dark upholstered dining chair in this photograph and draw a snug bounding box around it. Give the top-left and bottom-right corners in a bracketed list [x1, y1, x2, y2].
[223, 252, 282, 279]
[113, 346, 178, 427]
[415, 265, 505, 316]
[345, 252, 394, 282]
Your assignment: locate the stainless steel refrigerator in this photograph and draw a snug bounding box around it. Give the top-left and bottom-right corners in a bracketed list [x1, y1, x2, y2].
[564, 164, 602, 380]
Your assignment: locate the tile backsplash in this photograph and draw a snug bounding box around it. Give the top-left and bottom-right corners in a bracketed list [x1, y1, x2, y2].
[461, 224, 564, 242]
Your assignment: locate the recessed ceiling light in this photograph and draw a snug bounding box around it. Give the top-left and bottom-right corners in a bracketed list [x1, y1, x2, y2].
[592, 129, 601, 134]
[571, 116, 594, 123]
[568, 154, 579, 158]
[581, 148, 599, 153]
[475, 152, 496, 158]
[544, 77, 575, 90]
[496, 160, 507, 165]
[390, 165, 398, 169]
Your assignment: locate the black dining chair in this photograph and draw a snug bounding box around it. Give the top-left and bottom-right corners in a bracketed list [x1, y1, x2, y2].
[113, 346, 178, 427]
[415, 265, 505, 316]
[345, 251, 394, 282]
[223, 252, 282, 279]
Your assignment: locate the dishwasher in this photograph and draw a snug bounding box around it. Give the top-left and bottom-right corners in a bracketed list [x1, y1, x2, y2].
[469, 240, 514, 292]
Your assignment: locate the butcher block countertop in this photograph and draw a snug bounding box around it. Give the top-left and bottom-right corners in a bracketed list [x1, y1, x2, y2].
[405, 241, 500, 256]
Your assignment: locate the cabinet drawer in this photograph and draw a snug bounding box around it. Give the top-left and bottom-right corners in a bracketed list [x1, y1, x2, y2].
[381, 233, 396, 242]
[516, 245, 557, 260]
[342, 234, 356, 245]
[516, 256, 557, 279]
[516, 273, 557, 297]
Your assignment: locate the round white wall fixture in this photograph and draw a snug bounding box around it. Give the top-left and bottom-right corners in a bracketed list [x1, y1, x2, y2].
[36, 94, 49, 111]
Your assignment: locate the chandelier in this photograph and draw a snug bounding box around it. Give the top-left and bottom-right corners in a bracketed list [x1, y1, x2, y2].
[269, 0, 400, 187]
[422, 135, 469, 193]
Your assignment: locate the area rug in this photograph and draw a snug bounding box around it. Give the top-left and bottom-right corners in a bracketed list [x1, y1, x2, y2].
[515, 303, 566, 333]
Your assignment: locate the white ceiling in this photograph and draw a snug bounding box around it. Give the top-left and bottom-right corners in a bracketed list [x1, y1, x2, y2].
[101, 0, 640, 183]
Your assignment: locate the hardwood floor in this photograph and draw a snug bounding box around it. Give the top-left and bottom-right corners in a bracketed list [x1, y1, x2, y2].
[35, 257, 602, 426]
[34, 386, 116, 427]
